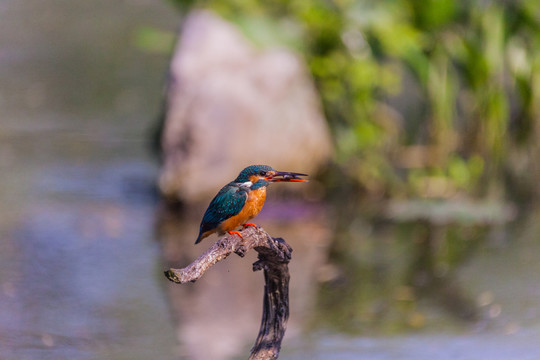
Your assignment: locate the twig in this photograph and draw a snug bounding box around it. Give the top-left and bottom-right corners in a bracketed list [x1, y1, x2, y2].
[164, 226, 292, 360]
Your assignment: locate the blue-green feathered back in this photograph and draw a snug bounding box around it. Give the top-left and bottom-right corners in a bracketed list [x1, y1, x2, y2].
[234, 165, 274, 182]
[195, 182, 248, 243]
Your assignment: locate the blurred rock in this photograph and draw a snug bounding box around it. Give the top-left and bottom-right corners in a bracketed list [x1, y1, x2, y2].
[158, 10, 333, 202]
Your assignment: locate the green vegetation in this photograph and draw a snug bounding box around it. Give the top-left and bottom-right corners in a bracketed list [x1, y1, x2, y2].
[170, 0, 540, 205]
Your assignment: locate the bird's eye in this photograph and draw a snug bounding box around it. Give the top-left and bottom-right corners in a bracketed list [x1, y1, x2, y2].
[260, 171, 267, 176]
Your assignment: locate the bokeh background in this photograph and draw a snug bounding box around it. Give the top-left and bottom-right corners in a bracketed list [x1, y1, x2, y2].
[2, 0, 540, 359]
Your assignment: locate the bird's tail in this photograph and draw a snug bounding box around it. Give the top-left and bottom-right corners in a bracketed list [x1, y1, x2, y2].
[194, 229, 212, 244]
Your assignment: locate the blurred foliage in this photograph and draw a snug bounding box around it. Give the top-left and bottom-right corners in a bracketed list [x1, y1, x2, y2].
[133, 26, 176, 54]
[170, 0, 540, 205]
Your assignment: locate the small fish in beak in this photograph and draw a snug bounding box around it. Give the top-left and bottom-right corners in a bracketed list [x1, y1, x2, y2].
[266, 171, 308, 183]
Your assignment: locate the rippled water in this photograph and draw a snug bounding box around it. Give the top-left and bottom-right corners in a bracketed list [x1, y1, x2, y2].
[2, 1, 540, 359]
[283, 332, 540, 360]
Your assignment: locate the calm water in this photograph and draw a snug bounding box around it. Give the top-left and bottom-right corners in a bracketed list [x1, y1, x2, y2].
[2, 1, 540, 359]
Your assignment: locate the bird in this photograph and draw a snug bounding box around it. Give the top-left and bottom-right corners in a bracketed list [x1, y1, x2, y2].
[195, 164, 308, 244]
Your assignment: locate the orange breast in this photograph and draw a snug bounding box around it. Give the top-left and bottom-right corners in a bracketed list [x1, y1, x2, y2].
[218, 188, 266, 233]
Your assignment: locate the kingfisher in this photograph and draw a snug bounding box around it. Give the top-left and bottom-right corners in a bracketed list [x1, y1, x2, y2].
[195, 164, 308, 244]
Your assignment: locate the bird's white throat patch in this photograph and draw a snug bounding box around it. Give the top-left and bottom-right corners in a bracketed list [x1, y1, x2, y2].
[239, 181, 253, 188]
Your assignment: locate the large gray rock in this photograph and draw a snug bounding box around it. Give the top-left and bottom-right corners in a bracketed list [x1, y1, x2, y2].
[159, 10, 333, 202]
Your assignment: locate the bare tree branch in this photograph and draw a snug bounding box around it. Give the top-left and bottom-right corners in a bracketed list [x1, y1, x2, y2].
[164, 226, 292, 360]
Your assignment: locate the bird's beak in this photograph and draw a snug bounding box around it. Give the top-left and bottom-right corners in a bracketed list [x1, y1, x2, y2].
[265, 171, 308, 182]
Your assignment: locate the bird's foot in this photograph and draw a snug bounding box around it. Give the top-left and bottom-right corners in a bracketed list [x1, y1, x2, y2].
[227, 230, 244, 240]
[242, 223, 258, 229]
